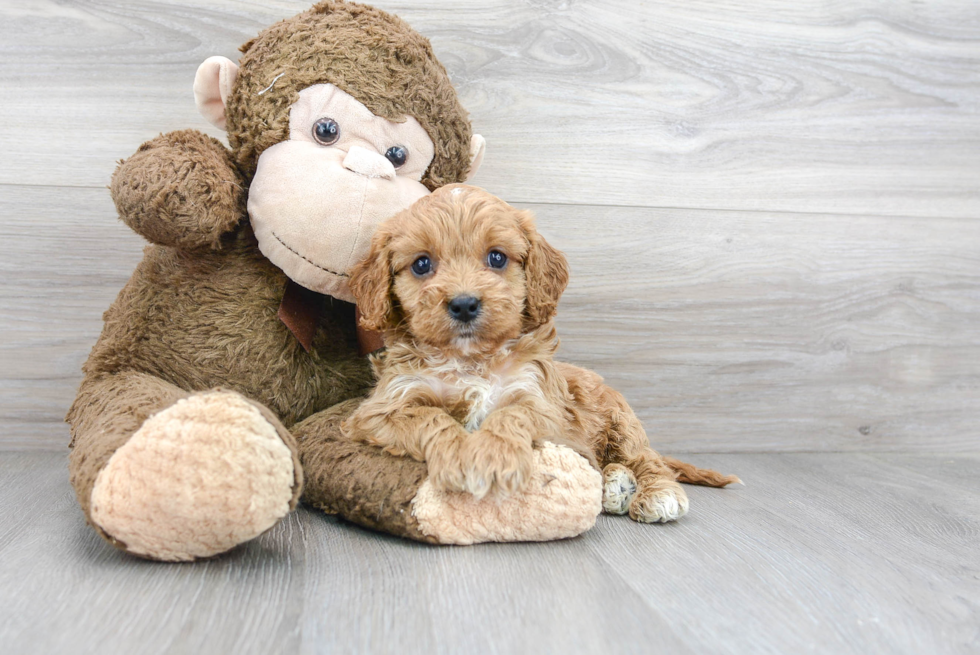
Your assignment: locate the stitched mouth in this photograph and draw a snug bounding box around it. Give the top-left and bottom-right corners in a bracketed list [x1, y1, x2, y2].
[271, 231, 349, 278]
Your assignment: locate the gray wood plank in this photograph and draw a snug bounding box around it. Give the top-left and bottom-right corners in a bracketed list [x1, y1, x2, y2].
[528, 202, 980, 454]
[1, 0, 977, 217]
[3, 1, 978, 651]
[0, 184, 144, 448]
[586, 452, 980, 655]
[1, 451, 977, 654]
[3, 184, 978, 452]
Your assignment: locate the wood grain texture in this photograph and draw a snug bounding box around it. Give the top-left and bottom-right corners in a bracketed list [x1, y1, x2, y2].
[1, 451, 977, 655]
[0, 0, 977, 216]
[3, 183, 977, 452]
[2, 2, 978, 654]
[528, 202, 980, 453]
[0, 185, 144, 448]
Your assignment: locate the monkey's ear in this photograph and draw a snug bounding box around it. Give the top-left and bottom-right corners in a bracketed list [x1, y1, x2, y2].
[465, 134, 487, 181]
[193, 56, 240, 130]
[349, 229, 395, 331]
[520, 212, 569, 332]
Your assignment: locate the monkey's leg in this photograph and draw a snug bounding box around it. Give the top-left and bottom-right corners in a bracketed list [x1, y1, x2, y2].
[293, 399, 603, 545]
[67, 371, 301, 561]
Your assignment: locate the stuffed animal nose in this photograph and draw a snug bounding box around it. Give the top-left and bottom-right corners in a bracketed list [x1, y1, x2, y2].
[448, 295, 481, 323]
[343, 146, 396, 180]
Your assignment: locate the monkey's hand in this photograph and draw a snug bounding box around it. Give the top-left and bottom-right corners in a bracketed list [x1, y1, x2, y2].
[111, 130, 246, 251]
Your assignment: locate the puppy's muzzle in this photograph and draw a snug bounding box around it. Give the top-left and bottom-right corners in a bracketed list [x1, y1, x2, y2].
[448, 295, 481, 323]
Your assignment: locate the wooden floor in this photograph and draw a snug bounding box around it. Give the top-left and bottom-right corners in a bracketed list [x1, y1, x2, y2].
[1, 451, 978, 655]
[1, 1, 978, 654]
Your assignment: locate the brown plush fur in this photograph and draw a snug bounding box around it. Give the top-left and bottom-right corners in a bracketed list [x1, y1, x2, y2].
[68, 130, 374, 540]
[66, 1, 478, 555]
[343, 186, 739, 518]
[291, 398, 437, 543]
[111, 131, 245, 251]
[228, 0, 473, 189]
[89, 142, 371, 425]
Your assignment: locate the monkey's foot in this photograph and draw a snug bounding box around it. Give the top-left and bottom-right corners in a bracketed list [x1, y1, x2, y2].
[90, 391, 299, 561]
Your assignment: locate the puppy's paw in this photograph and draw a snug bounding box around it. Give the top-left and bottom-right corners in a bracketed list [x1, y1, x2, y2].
[460, 432, 534, 500]
[629, 484, 690, 523]
[411, 442, 603, 545]
[426, 436, 467, 493]
[602, 463, 637, 515]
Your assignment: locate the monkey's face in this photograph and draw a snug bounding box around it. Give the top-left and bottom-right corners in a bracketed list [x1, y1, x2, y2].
[247, 84, 435, 302]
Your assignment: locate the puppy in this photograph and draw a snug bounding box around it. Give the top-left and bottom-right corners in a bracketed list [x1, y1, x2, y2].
[342, 185, 739, 523]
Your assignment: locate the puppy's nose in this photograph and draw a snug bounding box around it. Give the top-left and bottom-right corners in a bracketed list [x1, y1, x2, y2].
[448, 295, 481, 323]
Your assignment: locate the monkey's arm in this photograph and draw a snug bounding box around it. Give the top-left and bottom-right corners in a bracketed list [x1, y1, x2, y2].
[111, 130, 246, 251]
[295, 399, 604, 546]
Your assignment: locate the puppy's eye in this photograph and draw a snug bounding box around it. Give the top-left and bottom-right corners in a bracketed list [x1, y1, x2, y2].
[312, 118, 340, 146]
[385, 146, 408, 168]
[487, 250, 508, 269]
[411, 255, 432, 276]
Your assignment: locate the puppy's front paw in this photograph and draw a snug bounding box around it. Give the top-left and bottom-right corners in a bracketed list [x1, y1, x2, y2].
[426, 436, 467, 493]
[460, 432, 534, 500]
[629, 484, 690, 523]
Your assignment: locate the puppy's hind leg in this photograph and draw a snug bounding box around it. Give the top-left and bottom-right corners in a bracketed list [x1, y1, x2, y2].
[624, 449, 689, 523]
[599, 387, 688, 523]
[601, 463, 636, 515]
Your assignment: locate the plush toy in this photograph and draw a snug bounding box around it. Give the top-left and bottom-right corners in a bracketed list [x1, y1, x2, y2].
[66, 0, 602, 561]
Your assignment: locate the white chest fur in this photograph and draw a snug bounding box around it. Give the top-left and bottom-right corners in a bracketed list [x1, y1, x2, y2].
[389, 357, 543, 431]
[456, 367, 534, 431]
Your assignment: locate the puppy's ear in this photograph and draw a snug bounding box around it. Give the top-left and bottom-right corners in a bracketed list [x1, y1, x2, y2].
[349, 227, 394, 331]
[520, 212, 569, 331]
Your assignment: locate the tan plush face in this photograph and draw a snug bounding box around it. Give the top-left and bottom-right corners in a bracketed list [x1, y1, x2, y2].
[247, 84, 435, 302]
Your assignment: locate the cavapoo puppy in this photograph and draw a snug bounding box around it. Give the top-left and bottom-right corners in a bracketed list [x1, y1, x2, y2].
[342, 185, 739, 523]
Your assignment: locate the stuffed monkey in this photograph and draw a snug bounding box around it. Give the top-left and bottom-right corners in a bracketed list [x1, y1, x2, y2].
[67, 1, 601, 561]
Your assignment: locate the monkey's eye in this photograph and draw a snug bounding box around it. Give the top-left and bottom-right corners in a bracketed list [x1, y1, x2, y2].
[411, 255, 432, 277]
[312, 118, 340, 146]
[385, 146, 408, 168]
[487, 250, 508, 269]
